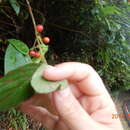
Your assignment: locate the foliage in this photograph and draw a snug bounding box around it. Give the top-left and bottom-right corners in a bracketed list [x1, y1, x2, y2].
[4, 40, 31, 74]
[91, 0, 130, 91]
[8, 108, 28, 130]
[0, 0, 129, 91]
[0, 63, 39, 110]
[0, 0, 129, 98]
[0, 0, 130, 128]
[0, 108, 28, 130]
[0, 0, 68, 128]
[0, 0, 68, 110]
[31, 63, 68, 94]
[45, 0, 130, 92]
[8, 0, 21, 15]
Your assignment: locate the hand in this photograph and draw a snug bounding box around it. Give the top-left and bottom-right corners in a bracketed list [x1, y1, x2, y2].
[21, 62, 123, 130]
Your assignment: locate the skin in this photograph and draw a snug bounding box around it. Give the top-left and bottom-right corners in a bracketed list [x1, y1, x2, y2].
[21, 62, 123, 130]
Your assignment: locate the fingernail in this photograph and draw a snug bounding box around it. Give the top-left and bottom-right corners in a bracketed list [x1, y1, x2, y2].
[47, 65, 56, 71]
[44, 66, 56, 74]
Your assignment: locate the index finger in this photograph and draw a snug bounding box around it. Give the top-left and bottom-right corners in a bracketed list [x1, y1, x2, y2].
[43, 62, 108, 97]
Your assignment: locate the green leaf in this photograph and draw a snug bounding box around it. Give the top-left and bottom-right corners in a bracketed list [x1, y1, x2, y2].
[31, 64, 68, 94]
[8, 39, 29, 55]
[0, 63, 40, 111]
[102, 6, 120, 15]
[9, 0, 20, 15]
[4, 44, 32, 74]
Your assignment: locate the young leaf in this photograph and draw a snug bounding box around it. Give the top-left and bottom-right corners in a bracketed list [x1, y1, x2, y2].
[31, 64, 68, 94]
[4, 44, 32, 74]
[7, 39, 29, 55]
[9, 0, 20, 15]
[0, 63, 40, 111]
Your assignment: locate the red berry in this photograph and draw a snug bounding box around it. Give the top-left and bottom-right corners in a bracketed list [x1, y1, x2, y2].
[43, 37, 50, 44]
[29, 50, 36, 57]
[35, 52, 41, 57]
[36, 24, 44, 33]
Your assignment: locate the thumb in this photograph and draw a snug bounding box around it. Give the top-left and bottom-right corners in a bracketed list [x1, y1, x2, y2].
[53, 87, 96, 130]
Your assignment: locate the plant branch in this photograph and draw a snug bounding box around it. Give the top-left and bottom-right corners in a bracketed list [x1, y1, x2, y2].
[48, 23, 86, 34]
[26, 0, 37, 36]
[25, 0, 48, 64]
[19, 1, 45, 25]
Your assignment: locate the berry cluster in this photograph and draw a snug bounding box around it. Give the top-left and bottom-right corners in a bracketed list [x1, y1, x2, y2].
[29, 24, 50, 58]
[29, 50, 41, 57]
[36, 25, 50, 44]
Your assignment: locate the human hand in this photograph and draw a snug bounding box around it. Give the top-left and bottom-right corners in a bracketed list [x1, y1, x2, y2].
[21, 62, 123, 130]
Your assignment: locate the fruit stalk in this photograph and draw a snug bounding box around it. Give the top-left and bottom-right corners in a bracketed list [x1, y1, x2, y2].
[37, 36, 48, 63]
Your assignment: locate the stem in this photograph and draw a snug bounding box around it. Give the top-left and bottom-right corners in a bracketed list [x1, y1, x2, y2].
[19, 1, 45, 25]
[26, 0, 37, 37]
[37, 36, 47, 64]
[48, 23, 85, 34]
[26, 0, 48, 64]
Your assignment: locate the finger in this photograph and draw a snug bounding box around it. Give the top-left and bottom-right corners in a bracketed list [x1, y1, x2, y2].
[78, 94, 115, 114]
[43, 62, 108, 96]
[20, 105, 58, 130]
[69, 83, 82, 98]
[21, 94, 57, 115]
[54, 120, 69, 130]
[22, 94, 46, 105]
[53, 87, 97, 130]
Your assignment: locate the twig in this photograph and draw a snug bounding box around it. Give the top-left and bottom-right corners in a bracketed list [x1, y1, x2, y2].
[0, 20, 16, 27]
[48, 23, 86, 34]
[26, 0, 37, 37]
[1, 9, 17, 28]
[19, 1, 45, 25]
[0, 31, 16, 37]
